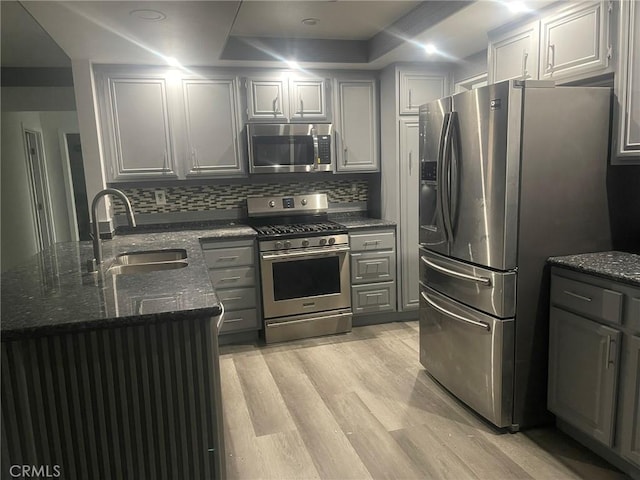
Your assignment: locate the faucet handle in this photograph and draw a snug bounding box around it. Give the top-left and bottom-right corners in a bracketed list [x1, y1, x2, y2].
[87, 258, 98, 273]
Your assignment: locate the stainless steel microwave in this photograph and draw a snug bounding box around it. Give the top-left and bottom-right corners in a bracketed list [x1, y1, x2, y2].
[247, 123, 333, 174]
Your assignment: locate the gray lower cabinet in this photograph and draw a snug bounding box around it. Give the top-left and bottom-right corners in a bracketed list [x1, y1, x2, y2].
[621, 334, 640, 467]
[202, 238, 260, 334]
[548, 306, 620, 447]
[549, 266, 640, 475]
[350, 229, 396, 314]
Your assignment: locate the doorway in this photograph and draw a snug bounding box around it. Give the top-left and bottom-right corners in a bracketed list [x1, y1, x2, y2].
[65, 133, 91, 241]
[24, 129, 54, 251]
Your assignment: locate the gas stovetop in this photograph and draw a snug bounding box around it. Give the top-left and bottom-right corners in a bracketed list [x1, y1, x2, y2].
[252, 221, 345, 238]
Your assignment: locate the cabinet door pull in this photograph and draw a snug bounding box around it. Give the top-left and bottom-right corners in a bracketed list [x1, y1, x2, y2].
[547, 43, 555, 70]
[408, 89, 413, 109]
[273, 95, 279, 114]
[409, 151, 413, 174]
[522, 51, 529, 78]
[563, 290, 592, 302]
[299, 96, 304, 115]
[605, 336, 616, 369]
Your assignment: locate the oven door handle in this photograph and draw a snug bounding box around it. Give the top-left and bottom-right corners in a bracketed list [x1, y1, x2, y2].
[261, 246, 350, 261]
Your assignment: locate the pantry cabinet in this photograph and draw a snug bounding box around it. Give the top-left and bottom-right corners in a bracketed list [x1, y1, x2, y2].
[620, 334, 640, 466]
[398, 69, 448, 115]
[334, 77, 379, 172]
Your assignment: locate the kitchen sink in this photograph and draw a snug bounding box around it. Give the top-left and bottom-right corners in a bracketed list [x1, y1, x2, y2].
[108, 261, 188, 275]
[107, 248, 188, 275]
[114, 249, 187, 265]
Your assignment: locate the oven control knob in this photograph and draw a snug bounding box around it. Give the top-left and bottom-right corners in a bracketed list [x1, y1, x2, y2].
[302, 239, 310, 247]
[319, 238, 327, 246]
[269, 200, 276, 207]
[301, 198, 308, 206]
[328, 237, 336, 245]
[284, 240, 292, 249]
[275, 241, 283, 249]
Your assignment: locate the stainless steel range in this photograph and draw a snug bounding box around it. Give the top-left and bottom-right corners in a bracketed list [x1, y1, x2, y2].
[248, 194, 352, 344]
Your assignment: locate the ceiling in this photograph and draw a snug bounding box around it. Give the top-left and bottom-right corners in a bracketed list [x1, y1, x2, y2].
[1, 1, 554, 70]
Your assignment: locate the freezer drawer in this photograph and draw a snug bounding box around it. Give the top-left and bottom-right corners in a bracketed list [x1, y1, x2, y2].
[419, 285, 515, 428]
[419, 248, 516, 318]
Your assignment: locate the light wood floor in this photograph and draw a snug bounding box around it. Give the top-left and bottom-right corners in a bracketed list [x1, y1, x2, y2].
[219, 321, 629, 480]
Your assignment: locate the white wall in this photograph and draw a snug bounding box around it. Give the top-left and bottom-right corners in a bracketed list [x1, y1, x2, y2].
[452, 50, 488, 86]
[1, 86, 76, 111]
[39, 111, 80, 242]
[1, 112, 42, 271]
[1, 100, 79, 270]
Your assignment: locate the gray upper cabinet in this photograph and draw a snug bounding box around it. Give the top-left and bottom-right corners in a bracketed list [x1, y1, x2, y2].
[399, 119, 420, 310]
[548, 306, 620, 447]
[246, 75, 328, 122]
[246, 77, 289, 120]
[290, 78, 328, 121]
[101, 75, 177, 181]
[539, 2, 611, 81]
[399, 70, 447, 115]
[334, 78, 378, 172]
[181, 78, 244, 177]
[96, 67, 246, 182]
[488, 20, 540, 83]
[621, 334, 640, 468]
[613, 0, 640, 163]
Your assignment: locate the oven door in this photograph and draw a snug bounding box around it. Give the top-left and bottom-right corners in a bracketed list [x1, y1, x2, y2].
[260, 246, 351, 318]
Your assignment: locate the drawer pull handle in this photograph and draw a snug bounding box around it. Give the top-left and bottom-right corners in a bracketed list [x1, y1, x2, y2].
[223, 296, 243, 301]
[365, 293, 383, 298]
[563, 290, 592, 302]
[421, 256, 492, 286]
[225, 317, 244, 323]
[220, 277, 241, 282]
[363, 240, 381, 245]
[421, 291, 491, 332]
[219, 256, 239, 261]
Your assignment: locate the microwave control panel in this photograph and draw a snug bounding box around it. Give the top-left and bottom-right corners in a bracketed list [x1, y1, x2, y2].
[317, 136, 331, 164]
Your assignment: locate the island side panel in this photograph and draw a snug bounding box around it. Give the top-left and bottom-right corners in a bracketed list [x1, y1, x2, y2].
[0, 315, 223, 480]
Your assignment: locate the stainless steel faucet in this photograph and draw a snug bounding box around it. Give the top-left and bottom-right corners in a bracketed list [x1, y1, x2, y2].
[90, 188, 136, 270]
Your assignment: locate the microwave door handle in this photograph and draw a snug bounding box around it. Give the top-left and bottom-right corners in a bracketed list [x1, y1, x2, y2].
[313, 132, 320, 170]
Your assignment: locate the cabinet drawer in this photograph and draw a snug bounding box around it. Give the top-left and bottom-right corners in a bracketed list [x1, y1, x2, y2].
[217, 287, 257, 311]
[220, 308, 259, 334]
[351, 251, 395, 284]
[209, 266, 256, 289]
[203, 246, 254, 269]
[350, 231, 395, 252]
[551, 274, 623, 325]
[352, 282, 396, 314]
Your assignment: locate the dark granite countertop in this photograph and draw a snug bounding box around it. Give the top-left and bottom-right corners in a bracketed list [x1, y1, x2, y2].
[329, 214, 397, 230]
[1, 226, 257, 340]
[548, 251, 640, 287]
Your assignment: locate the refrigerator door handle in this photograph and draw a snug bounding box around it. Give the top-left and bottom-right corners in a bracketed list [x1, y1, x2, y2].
[441, 112, 455, 243]
[421, 291, 491, 332]
[421, 256, 492, 286]
[437, 112, 451, 242]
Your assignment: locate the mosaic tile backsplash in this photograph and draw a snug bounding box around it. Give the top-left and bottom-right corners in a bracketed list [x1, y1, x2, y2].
[113, 179, 369, 214]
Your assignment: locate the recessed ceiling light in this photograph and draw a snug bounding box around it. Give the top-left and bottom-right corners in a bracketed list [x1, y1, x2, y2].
[301, 18, 320, 26]
[165, 57, 182, 68]
[423, 43, 438, 55]
[506, 1, 530, 13]
[130, 9, 167, 21]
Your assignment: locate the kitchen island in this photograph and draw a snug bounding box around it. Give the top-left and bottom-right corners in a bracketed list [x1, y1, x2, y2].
[0, 227, 253, 480]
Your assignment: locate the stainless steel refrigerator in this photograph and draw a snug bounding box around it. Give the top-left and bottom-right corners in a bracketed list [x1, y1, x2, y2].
[418, 80, 612, 430]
